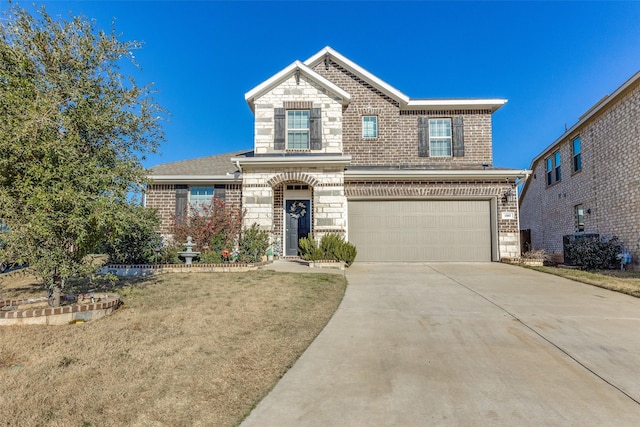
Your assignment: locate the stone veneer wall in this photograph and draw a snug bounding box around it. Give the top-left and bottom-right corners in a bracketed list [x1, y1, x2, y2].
[312, 61, 494, 168]
[519, 79, 640, 265]
[242, 169, 346, 247]
[253, 75, 343, 154]
[345, 180, 520, 259]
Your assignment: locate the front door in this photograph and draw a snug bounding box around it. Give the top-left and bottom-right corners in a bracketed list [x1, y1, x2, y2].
[285, 199, 311, 256]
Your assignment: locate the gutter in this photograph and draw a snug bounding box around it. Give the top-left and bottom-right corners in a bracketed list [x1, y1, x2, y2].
[149, 174, 241, 184]
[231, 154, 352, 168]
[344, 169, 531, 181]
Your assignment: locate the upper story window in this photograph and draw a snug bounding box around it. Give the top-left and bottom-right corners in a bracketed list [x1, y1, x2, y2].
[429, 118, 452, 157]
[287, 110, 310, 149]
[190, 186, 214, 210]
[575, 204, 585, 232]
[274, 107, 321, 151]
[546, 151, 561, 185]
[362, 116, 378, 138]
[572, 136, 582, 172]
[554, 151, 561, 182]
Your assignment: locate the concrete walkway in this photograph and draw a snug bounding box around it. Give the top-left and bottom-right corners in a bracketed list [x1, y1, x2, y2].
[242, 262, 640, 426]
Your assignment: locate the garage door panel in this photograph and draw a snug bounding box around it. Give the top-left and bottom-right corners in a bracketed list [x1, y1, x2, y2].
[348, 200, 492, 262]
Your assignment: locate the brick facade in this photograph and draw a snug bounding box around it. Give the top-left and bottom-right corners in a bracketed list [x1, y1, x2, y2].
[520, 73, 640, 266]
[148, 47, 526, 261]
[312, 61, 494, 167]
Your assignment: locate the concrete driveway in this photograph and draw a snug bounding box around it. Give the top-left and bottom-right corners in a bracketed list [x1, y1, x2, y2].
[242, 262, 640, 426]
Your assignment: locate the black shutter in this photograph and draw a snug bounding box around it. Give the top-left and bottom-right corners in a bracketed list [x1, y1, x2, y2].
[310, 108, 322, 150]
[274, 108, 285, 150]
[175, 185, 188, 224]
[418, 117, 429, 157]
[452, 115, 464, 157]
[214, 184, 226, 202]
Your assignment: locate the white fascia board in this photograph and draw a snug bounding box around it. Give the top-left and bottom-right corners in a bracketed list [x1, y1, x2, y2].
[344, 169, 531, 181]
[232, 154, 352, 168]
[405, 99, 508, 112]
[304, 46, 410, 105]
[244, 60, 351, 111]
[150, 174, 241, 184]
[529, 70, 640, 169]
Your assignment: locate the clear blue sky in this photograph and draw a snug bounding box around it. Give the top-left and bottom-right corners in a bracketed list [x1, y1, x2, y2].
[5, 1, 640, 170]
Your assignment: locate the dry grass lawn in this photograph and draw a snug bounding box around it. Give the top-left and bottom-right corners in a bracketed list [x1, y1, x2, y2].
[0, 270, 347, 427]
[528, 266, 640, 297]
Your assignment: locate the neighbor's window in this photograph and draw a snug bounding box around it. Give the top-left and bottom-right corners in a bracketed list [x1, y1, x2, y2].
[554, 151, 561, 182]
[429, 118, 452, 157]
[546, 151, 561, 185]
[362, 116, 378, 138]
[287, 110, 310, 149]
[190, 186, 214, 210]
[572, 136, 582, 172]
[575, 204, 585, 232]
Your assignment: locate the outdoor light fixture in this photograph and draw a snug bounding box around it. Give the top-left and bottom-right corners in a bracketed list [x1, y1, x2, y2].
[502, 189, 516, 204]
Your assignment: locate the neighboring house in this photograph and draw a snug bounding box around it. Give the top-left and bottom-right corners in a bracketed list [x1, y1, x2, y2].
[519, 71, 640, 265]
[146, 47, 529, 262]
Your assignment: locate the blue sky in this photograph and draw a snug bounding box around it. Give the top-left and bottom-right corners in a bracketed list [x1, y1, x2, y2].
[5, 1, 640, 170]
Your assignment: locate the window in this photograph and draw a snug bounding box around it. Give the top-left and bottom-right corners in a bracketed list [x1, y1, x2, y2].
[429, 118, 452, 157]
[572, 136, 582, 172]
[554, 151, 561, 182]
[575, 204, 585, 232]
[362, 116, 378, 138]
[189, 186, 214, 210]
[287, 110, 310, 149]
[546, 151, 561, 185]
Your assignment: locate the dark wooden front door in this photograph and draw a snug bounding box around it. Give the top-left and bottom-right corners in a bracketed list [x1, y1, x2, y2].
[285, 200, 310, 256]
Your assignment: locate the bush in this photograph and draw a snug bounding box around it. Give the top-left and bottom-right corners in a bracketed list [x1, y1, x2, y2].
[197, 249, 223, 264]
[564, 236, 621, 270]
[299, 233, 357, 266]
[238, 224, 269, 263]
[103, 208, 161, 265]
[171, 197, 243, 253]
[298, 234, 324, 261]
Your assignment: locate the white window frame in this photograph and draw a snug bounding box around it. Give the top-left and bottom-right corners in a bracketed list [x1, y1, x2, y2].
[287, 110, 310, 150]
[362, 116, 378, 138]
[575, 204, 585, 232]
[428, 118, 452, 157]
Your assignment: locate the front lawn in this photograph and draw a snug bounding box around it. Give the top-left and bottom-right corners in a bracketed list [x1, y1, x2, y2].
[528, 266, 640, 297]
[0, 271, 347, 426]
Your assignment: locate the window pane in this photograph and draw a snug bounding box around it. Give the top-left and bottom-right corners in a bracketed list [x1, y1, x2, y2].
[287, 110, 309, 129]
[362, 116, 377, 138]
[429, 118, 451, 156]
[576, 204, 585, 232]
[190, 186, 214, 209]
[573, 137, 582, 171]
[287, 110, 310, 149]
[430, 139, 451, 156]
[546, 158, 553, 172]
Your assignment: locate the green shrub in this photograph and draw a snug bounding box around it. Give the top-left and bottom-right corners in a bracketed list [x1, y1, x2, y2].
[565, 236, 621, 270]
[197, 249, 223, 264]
[238, 224, 269, 263]
[298, 234, 323, 261]
[299, 233, 357, 266]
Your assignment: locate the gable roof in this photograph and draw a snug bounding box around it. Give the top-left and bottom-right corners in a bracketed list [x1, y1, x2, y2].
[244, 60, 351, 112]
[149, 149, 250, 183]
[304, 46, 507, 112]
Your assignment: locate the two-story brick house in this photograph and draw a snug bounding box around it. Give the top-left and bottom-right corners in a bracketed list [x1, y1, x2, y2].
[519, 71, 640, 266]
[146, 47, 529, 262]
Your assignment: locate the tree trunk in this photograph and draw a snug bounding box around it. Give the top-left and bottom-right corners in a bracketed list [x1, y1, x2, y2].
[48, 275, 64, 307]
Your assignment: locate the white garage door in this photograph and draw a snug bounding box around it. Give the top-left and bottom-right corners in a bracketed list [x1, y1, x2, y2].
[348, 200, 492, 262]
